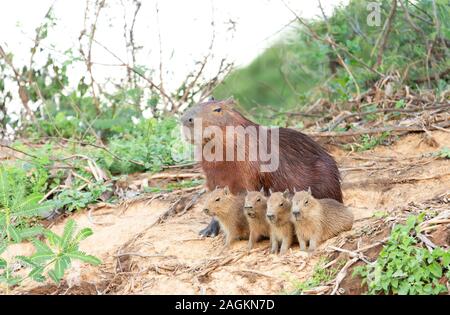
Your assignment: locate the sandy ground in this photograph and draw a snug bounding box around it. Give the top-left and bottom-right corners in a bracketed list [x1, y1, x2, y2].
[5, 131, 450, 295]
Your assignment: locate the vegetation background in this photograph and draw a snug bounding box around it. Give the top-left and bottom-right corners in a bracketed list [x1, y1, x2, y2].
[0, 0, 449, 294]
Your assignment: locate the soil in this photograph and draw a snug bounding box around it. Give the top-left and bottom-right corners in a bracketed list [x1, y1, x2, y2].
[5, 131, 450, 295]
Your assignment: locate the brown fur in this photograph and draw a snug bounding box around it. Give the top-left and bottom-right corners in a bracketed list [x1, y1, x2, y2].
[202, 187, 249, 247]
[266, 191, 296, 255]
[291, 190, 354, 251]
[244, 189, 270, 250]
[181, 99, 343, 203]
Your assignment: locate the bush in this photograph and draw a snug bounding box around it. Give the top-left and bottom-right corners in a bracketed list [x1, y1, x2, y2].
[353, 214, 450, 295]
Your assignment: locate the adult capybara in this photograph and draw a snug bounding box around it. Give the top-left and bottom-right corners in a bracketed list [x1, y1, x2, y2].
[181, 98, 342, 237]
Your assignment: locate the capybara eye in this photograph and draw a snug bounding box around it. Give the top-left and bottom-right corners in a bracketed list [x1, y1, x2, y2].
[256, 198, 261, 202]
[279, 203, 283, 207]
[304, 200, 309, 205]
[215, 197, 220, 202]
[213, 107, 222, 112]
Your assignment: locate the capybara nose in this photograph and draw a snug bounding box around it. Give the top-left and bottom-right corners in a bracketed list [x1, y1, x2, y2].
[203, 208, 209, 214]
[182, 116, 194, 126]
[180, 111, 194, 126]
[292, 210, 300, 219]
[244, 205, 253, 210]
[266, 214, 275, 221]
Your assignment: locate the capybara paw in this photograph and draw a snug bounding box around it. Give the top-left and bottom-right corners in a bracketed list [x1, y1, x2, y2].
[199, 221, 220, 237]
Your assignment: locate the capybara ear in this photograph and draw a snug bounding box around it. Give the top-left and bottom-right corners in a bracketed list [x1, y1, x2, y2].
[260, 187, 265, 193]
[223, 186, 230, 195]
[215, 185, 219, 191]
[223, 97, 235, 109]
[307, 187, 312, 194]
[208, 96, 215, 102]
[283, 189, 290, 198]
[269, 188, 273, 194]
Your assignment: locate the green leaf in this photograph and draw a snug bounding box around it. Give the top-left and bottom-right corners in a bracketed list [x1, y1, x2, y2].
[50, 256, 71, 283]
[67, 251, 101, 266]
[14, 200, 55, 218]
[29, 266, 45, 282]
[442, 253, 450, 267]
[0, 258, 6, 269]
[43, 230, 62, 247]
[11, 193, 41, 213]
[74, 227, 93, 243]
[61, 219, 76, 250]
[0, 166, 10, 208]
[8, 225, 22, 243]
[0, 241, 7, 255]
[429, 262, 442, 278]
[19, 226, 44, 239]
[31, 238, 53, 255]
[30, 252, 55, 264]
[48, 269, 60, 284]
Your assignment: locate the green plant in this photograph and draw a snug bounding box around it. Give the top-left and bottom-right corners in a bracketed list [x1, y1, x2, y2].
[357, 132, 390, 151]
[0, 166, 54, 245]
[17, 219, 101, 284]
[435, 147, 450, 159]
[214, 0, 449, 114]
[291, 258, 345, 294]
[96, 116, 187, 174]
[0, 166, 101, 289]
[353, 214, 450, 295]
[56, 182, 112, 212]
[144, 178, 204, 193]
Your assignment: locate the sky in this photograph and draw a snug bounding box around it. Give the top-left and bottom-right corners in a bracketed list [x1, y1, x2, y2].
[0, 0, 346, 117]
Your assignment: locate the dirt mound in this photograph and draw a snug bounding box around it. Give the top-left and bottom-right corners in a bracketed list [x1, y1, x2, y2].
[8, 131, 450, 295]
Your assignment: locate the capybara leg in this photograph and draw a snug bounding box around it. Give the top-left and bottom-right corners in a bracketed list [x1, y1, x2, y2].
[299, 239, 307, 251]
[199, 218, 220, 237]
[248, 231, 257, 251]
[279, 235, 292, 255]
[308, 237, 319, 251]
[270, 235, 278, 254]
[224, 232, 233, 248]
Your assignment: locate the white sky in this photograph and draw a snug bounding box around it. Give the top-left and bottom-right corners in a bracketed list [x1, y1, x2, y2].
[0, 0, 346, 116]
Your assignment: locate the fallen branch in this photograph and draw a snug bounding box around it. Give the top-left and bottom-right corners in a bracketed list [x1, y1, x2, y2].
[307, 120, 450, 137]
[325, 104, 450, 131]
[330, 257, 359, 295]
[149, 172, 202, 180]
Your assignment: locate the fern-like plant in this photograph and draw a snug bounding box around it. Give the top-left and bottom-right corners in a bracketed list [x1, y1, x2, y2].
[0, 166, 101, 289]
[0, 166, 54, 247]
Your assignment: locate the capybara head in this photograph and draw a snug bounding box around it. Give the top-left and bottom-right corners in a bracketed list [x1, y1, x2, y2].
[181, 98, 237, 130]
[202, 186, 235, 217]
[291, 187, 320, 221]
[244, 188, 267, 219]
[266, 189, 291, 225]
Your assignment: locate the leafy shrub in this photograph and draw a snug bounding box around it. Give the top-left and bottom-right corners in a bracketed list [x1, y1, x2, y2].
[0, 167, 100, 288]
[353, 214, 450, 295]
[96, 116, 187, 174]
[0, 166, 54, 243]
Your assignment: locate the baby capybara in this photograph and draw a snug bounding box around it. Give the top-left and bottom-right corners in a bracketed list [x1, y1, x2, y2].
[202, 187, 249, 248]
[266, 190, 296, 255]
[244, 188, 270, 250]
[181, 98, 343, 237]
[291, 188, 354, 251]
